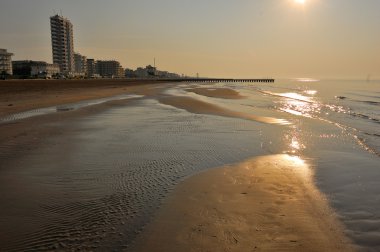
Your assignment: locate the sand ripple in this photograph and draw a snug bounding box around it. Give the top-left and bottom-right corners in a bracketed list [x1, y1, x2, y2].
[0, 99, 270, 251]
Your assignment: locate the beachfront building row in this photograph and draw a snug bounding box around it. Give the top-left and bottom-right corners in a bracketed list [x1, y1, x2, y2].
[11, 58, 126, 80]
[12, 61, 60, 79]
[156, 70, 181, 79]
[0, 49, 14, 76]
[125, 65, 181, 79]
[71, 57, 125, 78]
[9, 57, 125, 79]
[50, 14, 125, 79]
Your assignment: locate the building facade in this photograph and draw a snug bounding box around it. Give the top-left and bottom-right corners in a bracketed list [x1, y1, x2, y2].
[50, 15, 75, 74]
[0, 49, 14, 75]
[124, 68, 136, 78]
[13, 60, 60, 78]
[125, 65, 181, 79]
[74, 53, 87, 76]
[96, 60, 124, 78]
[134, 67, 148, 78]
[86, 59, 97, 78]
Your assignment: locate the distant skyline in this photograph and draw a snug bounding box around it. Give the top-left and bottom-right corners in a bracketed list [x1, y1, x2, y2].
[1, 0, 379, 79]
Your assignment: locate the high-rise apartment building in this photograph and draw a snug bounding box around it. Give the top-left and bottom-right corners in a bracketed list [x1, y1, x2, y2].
[0, 49, 14, 75]
[50, 15, 75, 73]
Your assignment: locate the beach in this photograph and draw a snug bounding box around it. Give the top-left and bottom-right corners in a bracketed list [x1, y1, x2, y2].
[134, 155, 353, 252]
[1, 79, 379, 251]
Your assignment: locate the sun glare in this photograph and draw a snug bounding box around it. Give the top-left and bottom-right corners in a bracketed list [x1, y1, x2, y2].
[295, 0, 306, 4]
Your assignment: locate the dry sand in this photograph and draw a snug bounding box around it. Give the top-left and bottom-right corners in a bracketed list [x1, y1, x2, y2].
[134, 155, 354, 252]
[0, 79, 167, 117]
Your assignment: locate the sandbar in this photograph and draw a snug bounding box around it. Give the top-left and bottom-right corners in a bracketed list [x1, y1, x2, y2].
[134, 155, 354, 252]
[186, 87, 245, 99]
[158, 95, 290, 125]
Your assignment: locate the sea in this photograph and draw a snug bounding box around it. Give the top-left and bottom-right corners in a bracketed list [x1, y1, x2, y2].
[211, 78, 380, 251]
[0, 79, 379, 251]
[248, 78, 380, 251]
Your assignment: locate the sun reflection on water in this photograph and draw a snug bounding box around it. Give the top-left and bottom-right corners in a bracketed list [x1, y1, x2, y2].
[276, 92, 322, 119]
[304, 90, 317, 96]
[295, 78, 320, 83]
[285, 129, 306, 155]
[290, 137, 303, 152]
[276, 92, 312, 102]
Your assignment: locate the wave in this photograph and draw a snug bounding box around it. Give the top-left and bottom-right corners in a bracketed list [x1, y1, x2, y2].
[348, 111, 380, 124]
[346, 92, 380, 100]
[335, 96, 380, 107]
[359, 100, 380, 106]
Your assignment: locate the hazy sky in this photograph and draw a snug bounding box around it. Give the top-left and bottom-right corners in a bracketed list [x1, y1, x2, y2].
[1, 0, 379, 79]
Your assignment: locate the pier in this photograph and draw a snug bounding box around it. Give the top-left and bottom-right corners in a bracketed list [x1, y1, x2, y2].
[166, 78, 275, 83]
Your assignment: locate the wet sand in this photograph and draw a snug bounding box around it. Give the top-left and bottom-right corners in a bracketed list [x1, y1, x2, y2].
[0, 81, 355, 251]
[134, 155, 354, 252]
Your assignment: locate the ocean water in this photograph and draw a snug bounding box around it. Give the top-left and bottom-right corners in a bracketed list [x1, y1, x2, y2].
[254, 79, 379, 156]
[0, 79, 379, 251]
[208, 78, 380, 251]
[203, 79, 379, 155]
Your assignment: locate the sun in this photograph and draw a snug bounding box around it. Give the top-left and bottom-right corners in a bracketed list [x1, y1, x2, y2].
[295, 0, 306, 4]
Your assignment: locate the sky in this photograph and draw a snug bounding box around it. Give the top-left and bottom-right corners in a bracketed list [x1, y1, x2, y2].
[1, 0, 379, 79]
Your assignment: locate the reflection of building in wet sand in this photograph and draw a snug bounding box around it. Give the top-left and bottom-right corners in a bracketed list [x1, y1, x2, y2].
[0, 48, 14, 75]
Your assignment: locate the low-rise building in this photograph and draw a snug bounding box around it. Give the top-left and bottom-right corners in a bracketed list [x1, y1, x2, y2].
[134, 67, 148, 78]
[74, 53, 87, 76]
[96, 60, 124, 78]
[86, 58, 97, 78]
[125, 65, 181, 79]
[12, 60, 60, 78]
[124, 68, 136, 78]
[134, 65, 156, 78]
[0, 49, 14, 76]
[156, 70, 181, 79]
[146, 65, 156, 77]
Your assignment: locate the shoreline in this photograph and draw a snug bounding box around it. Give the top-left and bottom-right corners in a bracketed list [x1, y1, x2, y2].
[133, 155, 354, 252]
